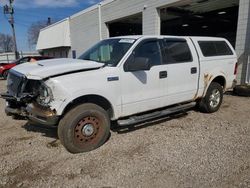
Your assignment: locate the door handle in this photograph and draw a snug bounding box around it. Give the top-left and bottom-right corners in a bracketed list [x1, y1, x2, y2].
[159, 71, 168, 79]
[191, 67, 197, 74]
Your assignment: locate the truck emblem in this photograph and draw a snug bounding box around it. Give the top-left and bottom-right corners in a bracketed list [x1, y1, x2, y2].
[107, 77, 119, 81]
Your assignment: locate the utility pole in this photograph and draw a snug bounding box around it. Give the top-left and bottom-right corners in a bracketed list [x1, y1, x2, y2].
[3, 0, 19, 60]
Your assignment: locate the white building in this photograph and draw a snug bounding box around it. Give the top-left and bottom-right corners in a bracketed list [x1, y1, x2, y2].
[37, 0, 250, 84]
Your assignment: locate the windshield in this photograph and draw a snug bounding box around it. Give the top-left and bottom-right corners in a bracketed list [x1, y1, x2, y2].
[78, 38, 136, 66]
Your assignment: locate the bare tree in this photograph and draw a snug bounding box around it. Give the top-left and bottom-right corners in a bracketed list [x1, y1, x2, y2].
[0, 33, 14, 53]
[27, 20, 47, 49]
[27, 18, 56, 49]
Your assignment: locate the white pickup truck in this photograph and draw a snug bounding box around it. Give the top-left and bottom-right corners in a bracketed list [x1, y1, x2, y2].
[0, 36, 237, 153]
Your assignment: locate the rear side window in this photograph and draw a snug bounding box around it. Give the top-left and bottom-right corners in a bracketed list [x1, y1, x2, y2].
[162, 39, 193, 64]
[198, 41, 233, 57]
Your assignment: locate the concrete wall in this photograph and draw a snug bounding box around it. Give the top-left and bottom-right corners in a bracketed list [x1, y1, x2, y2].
[69, 7, 100, 57]
[69, 0, 183, 56]
[235, 0, 250, 84]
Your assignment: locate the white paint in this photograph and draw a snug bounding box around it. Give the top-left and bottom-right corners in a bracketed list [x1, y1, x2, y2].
[36, 18, 71, 51]
[191, 37, 238, 93]
[12, 58, 104, 80]
[14, 36, 238, 120]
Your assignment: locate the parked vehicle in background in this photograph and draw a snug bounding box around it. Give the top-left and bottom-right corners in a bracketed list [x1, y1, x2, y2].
[0, 56, 52, 79]
[0, 36, 238, 153]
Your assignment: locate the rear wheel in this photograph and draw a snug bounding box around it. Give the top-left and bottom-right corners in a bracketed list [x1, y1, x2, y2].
[58, 103, 110, 153]
[3, 70, 9, 80]
[198, 82, 223, 113]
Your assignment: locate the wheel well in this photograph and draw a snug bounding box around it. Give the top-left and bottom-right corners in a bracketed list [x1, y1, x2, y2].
[211, 76, 226, 89]
[63, 95, 114, 118]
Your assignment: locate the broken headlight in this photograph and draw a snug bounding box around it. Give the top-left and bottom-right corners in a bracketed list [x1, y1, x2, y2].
[36, 83, 53, 106]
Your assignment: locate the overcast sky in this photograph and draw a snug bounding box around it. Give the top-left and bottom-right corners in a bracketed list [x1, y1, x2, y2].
[0, 0, 100, 51]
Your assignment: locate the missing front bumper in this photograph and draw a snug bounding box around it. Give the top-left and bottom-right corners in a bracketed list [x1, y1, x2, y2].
[1, 92, 59, 126]
[5, 103, 59, 126]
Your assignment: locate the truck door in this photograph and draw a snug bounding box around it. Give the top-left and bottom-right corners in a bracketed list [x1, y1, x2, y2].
[120, 39, 166, 117]
[161, 38, 199, 105]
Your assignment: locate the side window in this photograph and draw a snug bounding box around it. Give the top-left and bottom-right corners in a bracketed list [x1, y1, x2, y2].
[133, 40, 161, 66]
[198, 42, 215, 57]
[198, 41, 233, 57]
[214, 41, 233, 56]
[162, 39, 193, 64]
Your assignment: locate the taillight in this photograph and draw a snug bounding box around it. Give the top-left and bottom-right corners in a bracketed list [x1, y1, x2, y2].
[234, 62, 238, 75]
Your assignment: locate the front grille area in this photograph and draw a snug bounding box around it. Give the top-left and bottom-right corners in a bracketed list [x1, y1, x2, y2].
[7, 70, 25, 97]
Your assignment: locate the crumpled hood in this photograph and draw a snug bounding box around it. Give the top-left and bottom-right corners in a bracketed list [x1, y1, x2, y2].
[11, 58, 104, 80]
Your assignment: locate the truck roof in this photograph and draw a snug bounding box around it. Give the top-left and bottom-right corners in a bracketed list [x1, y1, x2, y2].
[111, 35, 228, 41]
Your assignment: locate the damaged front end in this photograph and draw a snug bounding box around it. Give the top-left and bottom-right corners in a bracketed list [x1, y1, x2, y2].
[0, 70, 59, 126]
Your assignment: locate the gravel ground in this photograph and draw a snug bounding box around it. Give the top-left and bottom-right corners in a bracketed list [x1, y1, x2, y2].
[0, 79, 249, 188]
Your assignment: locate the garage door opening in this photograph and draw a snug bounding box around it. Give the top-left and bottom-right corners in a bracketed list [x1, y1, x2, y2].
[160, 0, 239, 47]
[107, 13, 142, 37]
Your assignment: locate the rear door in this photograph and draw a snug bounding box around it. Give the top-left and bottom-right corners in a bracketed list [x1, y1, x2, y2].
[161, 37, 199, 104]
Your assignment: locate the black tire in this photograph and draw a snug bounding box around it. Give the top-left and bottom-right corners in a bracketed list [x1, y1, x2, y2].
[198, 82, 223, 113]
[3, 70, 9, 80]
[233, 85, 250, 97]
[58, 103, 110, 153]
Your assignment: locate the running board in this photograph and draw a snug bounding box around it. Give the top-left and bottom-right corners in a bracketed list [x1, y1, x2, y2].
[117, 102, 196, 126]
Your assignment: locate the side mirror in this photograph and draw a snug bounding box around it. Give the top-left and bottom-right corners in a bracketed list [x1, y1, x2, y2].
[125, 55, 151, 72]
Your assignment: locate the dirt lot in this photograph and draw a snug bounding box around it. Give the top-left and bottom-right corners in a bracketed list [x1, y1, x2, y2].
[0, 79, 249, 188]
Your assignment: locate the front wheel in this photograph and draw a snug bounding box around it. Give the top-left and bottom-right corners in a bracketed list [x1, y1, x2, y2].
[58, 103, 110, 153]
[198, 82, 223, 113]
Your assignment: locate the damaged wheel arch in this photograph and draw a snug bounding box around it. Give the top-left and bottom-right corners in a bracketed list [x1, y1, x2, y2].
[62, 94, 115, 119]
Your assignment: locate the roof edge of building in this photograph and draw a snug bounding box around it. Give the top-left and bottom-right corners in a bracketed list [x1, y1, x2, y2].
[70, 0, 116, 19]
[40, 0, 116, 32]
[40, 18, 70, 32]
[36, 45, 71, 51]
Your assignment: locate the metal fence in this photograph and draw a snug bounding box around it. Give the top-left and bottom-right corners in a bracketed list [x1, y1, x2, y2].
[0, 52, 39, 64]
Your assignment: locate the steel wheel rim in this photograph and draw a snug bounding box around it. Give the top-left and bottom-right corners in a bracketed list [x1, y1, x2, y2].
[209, 89, 221, 108]
[74, 116, 101, 145]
